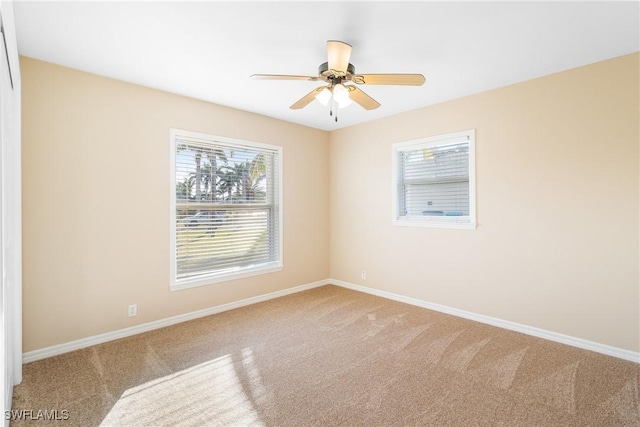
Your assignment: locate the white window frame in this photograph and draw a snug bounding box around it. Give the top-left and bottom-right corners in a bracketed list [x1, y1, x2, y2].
[169, 128, 283, 291]
[391, 129, 476, 230]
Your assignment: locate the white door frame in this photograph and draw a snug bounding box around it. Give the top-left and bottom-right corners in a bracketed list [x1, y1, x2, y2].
[0, 1, 23, 422]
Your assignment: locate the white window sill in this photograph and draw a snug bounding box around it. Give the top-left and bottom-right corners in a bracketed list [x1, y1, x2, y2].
[171, 263, 283, 291]
[392, 219, 477, 230]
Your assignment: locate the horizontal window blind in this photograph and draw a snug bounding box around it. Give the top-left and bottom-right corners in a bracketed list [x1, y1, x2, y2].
[399, 140, 469, 217]
[173, 135, 280, 283]
[396, 133, 473, 225]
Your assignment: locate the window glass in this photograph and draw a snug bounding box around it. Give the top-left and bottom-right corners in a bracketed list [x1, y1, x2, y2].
[393, 130, 476, 230]
[170, 129, 282, 290]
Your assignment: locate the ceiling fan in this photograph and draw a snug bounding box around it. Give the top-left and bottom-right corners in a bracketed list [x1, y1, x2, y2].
[251, 40, 426, 121]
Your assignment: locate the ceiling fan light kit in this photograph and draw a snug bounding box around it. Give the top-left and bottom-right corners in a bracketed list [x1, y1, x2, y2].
[315, 84, 352, 108]
[251, 40, 426, 122]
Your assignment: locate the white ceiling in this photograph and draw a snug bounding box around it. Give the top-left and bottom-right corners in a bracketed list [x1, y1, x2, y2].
[13, 1, 640, 131]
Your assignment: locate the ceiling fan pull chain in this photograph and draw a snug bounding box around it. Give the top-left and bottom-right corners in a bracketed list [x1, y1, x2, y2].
[329, 90, 339, 122]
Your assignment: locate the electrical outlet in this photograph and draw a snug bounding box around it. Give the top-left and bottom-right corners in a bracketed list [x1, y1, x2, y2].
[361, 271, 366, 280]
[128, 304, 137, 317]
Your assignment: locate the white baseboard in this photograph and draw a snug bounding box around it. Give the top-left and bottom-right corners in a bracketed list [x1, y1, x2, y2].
[330, 279, 639, 364]
[23, 278, 639, 364]
[22, 279, 330, 363]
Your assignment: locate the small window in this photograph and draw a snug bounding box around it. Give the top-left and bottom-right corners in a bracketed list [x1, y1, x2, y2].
[170, 129, 282, 290]
[392, 129, 476, 229]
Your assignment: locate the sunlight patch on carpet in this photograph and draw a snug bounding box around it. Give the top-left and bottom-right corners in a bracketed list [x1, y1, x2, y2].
[100, 348, 266, 427]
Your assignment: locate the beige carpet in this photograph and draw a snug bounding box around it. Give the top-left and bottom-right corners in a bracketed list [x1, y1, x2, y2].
[11, 285, 640, 426]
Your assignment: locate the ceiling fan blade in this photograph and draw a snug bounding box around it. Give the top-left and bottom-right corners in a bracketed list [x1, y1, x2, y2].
[251, 74, 319, 81]
[351, 74, 426, 86]
[327, 40, 352, 74]
[290, 86, 326, 109]
[347, 86, 380, 110]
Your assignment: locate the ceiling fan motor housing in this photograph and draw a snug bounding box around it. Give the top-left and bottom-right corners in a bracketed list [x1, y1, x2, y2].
[319, 61, 356, 81]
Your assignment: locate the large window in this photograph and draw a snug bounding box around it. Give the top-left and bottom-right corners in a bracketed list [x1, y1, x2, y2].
[392, 129, 476, 229]
[170, 129, 282, 290]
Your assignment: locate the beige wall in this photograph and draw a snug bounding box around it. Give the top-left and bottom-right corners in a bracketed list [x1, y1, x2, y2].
[329, 53, 639, 352]
[21, 57, 330, 352]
